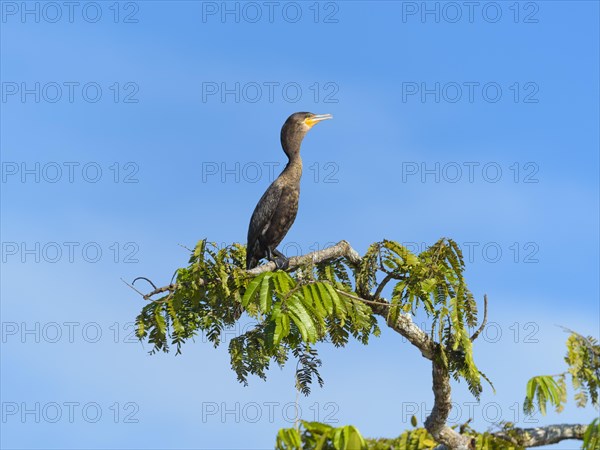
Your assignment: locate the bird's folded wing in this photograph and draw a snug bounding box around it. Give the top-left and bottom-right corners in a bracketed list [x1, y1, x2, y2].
[248, 182, 284, 245]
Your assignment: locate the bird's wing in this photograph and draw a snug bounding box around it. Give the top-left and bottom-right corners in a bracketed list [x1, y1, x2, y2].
[247, 181, 284, 252]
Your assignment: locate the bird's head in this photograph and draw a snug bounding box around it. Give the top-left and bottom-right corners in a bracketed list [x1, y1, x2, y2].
[281, 112, 332, 158]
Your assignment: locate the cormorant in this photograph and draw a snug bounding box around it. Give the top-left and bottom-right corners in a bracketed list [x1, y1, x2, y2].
[246, 112, 333, 270]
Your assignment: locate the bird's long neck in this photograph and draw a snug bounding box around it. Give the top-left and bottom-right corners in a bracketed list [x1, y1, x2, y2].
[281, 137, 303, 181]
[283, 153, 302, 180]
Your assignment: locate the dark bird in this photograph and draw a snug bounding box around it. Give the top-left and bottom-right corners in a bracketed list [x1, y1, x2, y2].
[246, 112, 333, 270]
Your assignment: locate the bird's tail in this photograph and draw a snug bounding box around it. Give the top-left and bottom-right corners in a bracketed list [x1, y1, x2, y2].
[246, 252, 258, 270]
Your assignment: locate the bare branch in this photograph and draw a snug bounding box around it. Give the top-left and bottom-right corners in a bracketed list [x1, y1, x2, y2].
[132, 276, 158, 290]
[373, 272, 394, 300]
[145, 283, 178, 299]
[177, 243, 194, 252]
[246, 240, 361, 275]
[121, 278, 147, 297]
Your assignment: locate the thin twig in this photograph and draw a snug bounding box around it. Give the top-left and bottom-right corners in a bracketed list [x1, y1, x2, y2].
[470, 294, 488, 342]
[333, 288, 390, 307]
[122, 278, 177, 302]
[143, 283, 177, 301]
[132, 276, 158, 290]
[373, 273, 395, 300]
[177, 243, 194, 252]
[121, 278, 146, 297]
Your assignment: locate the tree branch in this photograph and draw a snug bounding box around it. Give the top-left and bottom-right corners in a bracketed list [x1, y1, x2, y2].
[493, 423, 587, 447]
[131, 240, 590, 450]
[133, 282, 178, 301]
[246, 239, 361, 275]
[373, 272, 395, 300]
[132, 240, 360, 301]
[425, 361, 475, 450]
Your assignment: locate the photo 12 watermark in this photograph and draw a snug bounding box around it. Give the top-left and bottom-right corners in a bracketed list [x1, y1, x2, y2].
[404, 321, 541, 346]
[402, 241, 540, 264]
[1, 2, 139, 24]
[2, 321, 140, 344]
[401, 162, 539, 184]
[1, 82, 139, 104]
[2, 401, 139, 423]
[1, 162, 140, 184]
[201, 81, 339, 104]
[401, 82, 539, 104]
[1, 242, 140, 264]
[400, 2, 539, 24]
[201, 401, 339, 424]
[400, 401, 540, 426]
[201, 161, 339, 184]
[200, 1, 339, 24]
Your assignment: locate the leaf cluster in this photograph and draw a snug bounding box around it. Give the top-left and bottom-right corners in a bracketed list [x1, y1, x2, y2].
[276, 421, 366, 450]
[583, 418, 600, 450]
[134, 238, 483, 397]
[135, 240, 379, 394]
[276, 422, 521, 450]
[523, 331, 599, 415]
[566, 333, 600, 408]
[363, 239, 482, 397]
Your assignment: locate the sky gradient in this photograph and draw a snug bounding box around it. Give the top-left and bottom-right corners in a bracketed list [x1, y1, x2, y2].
[1, 1, 599, 449]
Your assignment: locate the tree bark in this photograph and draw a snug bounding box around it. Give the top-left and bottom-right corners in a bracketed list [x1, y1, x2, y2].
[493, 423, 587, 447]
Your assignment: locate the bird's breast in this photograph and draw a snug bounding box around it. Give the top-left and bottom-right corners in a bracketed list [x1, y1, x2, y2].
[280, 187, 299, 215]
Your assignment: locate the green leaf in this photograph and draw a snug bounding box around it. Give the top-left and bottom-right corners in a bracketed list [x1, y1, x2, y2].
[387, 304, 400, 326]
[272, 307, 290, 346]
[136, 317, 145, 338]
[167, 302, 184, 334]
[305, 284, 327, 316]
[315, 282, 334, 315]
[259, 273, 273, 313]
[324, 283, 347, 317]
[420, 278, 436, 294]
[242, 273, 265, 307]
[583, 417, 599, 450]
[287, 297, 317, 342]
[525, 377, 536, 414]
[272, 271, 296, 296]
[332, 427, 343, 449]
[303, 421, 333, 435]
[275, 427, 302, 449]
[343, 425, 366, 449]
[154, 304, 166, 334]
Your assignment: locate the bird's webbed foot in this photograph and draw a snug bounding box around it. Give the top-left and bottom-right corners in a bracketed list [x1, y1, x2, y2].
[267, 248, 290, 271]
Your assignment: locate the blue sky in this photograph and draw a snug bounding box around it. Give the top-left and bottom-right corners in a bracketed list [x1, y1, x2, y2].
[1, 1, 599, 448]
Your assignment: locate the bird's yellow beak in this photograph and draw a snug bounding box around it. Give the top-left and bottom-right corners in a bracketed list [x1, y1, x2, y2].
[305, 113, 333, 128]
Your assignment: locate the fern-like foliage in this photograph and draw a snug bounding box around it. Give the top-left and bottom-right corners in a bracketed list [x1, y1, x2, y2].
[276, 421, 521, 450]
[276, 421, 367, 450]
[583, 418, 600, 450]
[523, 375, 567, 415]
[566, 333, 600, 408]
[134, 238, 482, 397]
[524, 331, 599, 415]
[373, 238, 482, 397]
